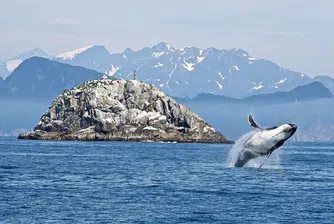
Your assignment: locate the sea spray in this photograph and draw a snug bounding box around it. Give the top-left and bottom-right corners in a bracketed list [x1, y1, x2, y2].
[227, 130, 282, 169]
[227, 131, 255, 167]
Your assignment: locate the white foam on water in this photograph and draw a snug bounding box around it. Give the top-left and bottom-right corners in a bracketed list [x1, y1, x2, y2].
[227, 130, 282, 169]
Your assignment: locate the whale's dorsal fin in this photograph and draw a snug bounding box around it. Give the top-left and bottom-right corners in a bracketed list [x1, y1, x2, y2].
[248, 114, 261, 129]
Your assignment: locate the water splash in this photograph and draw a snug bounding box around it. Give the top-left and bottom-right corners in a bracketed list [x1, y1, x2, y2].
[227, 131, 255, 168]
[227, 131, 282, 169]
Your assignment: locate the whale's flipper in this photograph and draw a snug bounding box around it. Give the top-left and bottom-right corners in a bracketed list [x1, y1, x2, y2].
[248, 114, 261, 129]
[259, 152, 272, 168]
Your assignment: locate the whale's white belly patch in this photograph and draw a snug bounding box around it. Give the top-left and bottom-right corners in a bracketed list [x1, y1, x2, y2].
[244, 131, 277, 154]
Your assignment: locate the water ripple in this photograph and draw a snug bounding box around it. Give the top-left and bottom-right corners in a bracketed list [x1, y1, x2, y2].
[0, 138, 333, 223]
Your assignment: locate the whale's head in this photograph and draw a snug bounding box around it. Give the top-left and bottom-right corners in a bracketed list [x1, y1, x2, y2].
[270, 123, 297, 142]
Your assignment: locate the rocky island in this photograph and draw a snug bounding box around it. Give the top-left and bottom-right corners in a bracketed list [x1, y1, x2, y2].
[18, 79, 232, 143]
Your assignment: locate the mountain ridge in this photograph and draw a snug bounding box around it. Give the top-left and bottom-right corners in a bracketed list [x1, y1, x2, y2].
[175, 81, 333, 105]
[5, 47, 51, 74]
[0, 57, 104, 100]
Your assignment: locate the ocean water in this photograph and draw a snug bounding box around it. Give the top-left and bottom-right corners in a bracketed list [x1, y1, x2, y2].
[0, 137, 333, 223]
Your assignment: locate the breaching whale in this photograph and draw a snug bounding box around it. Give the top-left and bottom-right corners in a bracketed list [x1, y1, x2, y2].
[234, 115, 297, 167]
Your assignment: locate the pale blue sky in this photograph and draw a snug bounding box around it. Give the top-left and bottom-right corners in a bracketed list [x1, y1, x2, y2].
[0, 0, 333, 76]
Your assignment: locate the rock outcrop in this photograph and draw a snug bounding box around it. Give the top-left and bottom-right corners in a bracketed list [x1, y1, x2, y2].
[18, 79, 232, 143]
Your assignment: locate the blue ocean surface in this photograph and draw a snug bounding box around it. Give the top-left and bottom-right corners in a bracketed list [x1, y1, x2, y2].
[0, 137, 333, 223]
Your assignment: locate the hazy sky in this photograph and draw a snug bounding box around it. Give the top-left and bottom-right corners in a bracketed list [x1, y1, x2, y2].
[1, 0, 333, 76]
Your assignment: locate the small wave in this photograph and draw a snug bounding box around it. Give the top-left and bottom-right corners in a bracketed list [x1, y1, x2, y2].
[158, 141, 177, 144]
[0, 165, 19, 170]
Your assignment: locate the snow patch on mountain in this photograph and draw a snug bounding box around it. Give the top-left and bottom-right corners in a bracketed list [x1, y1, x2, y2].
[232, 65, 240, 71]
[275, 78, 287, 84]
[197, 56, 205, 63]
[153, 63, 164, 68]
[6, 59, 22, 72]
[152, 52, 165, 58]
[165, 43, 174, 51]
[218, 71, 225, 80]
[108, 65, 120, 76]
[252, 82, 263, 90]
[215, 80, 223, 90]
[182, 60, 195, 71]
[169, 64, 177, 77]
[56, 46, 94, 60]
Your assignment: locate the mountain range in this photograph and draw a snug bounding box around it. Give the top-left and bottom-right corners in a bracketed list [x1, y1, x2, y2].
[54, 43, 313, 98]
[0, 55, 331, 104]
[1, 43, 334, 98]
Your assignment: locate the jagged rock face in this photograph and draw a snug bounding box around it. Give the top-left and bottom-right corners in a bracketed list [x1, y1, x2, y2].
[19, 80, 231, 143]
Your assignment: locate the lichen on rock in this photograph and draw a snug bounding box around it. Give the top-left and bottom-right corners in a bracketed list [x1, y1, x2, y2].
[18, 79, 232, 143]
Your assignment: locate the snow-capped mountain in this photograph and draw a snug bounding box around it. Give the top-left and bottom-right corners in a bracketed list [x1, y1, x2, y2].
[56, 46, 95, 60]
[54, 42, 313, 98]
[56, 45, 111, 73]
[5, 47, 51, 74]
